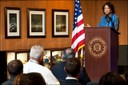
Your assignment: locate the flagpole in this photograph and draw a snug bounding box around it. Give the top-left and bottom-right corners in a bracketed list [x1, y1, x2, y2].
[80, 47, 85, 67]
[83, 47, 86, 67]
[75, 52, 78, 58]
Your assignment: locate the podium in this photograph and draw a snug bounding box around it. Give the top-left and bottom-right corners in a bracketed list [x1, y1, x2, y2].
[84, 27, 119, 81]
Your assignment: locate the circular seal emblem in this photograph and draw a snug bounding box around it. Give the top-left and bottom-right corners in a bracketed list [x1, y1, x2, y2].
[88, 37, 107, 57]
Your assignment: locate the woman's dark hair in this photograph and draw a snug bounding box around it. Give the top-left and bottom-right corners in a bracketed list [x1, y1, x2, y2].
[14, 73, 46, 85]
[102, 2, 115, 14]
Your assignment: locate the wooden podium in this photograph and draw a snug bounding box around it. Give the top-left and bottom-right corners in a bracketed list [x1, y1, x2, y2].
[84, 27, 119, 81]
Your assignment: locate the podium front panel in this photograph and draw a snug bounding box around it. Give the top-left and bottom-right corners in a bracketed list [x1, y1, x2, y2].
[84, 27, 118, 81]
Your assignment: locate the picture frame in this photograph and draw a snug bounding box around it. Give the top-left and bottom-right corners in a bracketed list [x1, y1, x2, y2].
[5, 7, 21, 38]
[16, 52, 29, 64]
[52, 9, 69, 37]
[7, 52, 15, 64]
[27, 8, 46, 38]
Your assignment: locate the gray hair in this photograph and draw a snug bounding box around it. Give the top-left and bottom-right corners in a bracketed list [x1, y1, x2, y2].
[30, 45, 44, 59]
[62, 48, 75, 60]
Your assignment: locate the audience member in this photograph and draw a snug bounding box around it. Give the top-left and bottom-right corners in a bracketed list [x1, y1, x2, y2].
[119, 66, 128, 80]
[124, 69, 128, 84]
[51, 48, 90, 85]
[23, 45, 59, 85]
[14, 72, 46, 85]
[60, 58, 81, 85]
[51, 48, 75, 80]
[2, 60, 23, 85]
[99, 72, 126, 85]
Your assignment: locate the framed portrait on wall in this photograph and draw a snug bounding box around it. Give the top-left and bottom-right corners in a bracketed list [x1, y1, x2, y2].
[52, 9, 69, 37]
[5, 7, 21, 38]
[27, 8, 46, 38]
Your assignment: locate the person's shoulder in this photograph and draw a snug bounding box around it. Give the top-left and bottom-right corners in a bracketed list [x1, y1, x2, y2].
[112, 13, 119, 18]
[37, 64, 51, 71]
[60, 79, 81, 85]
[2, 82, 7, 85]
[100, 15, 106, 19]
[2, 81, 7, 85]
[51, 62, 65, 71]
[23, 61, 36, 67]
[24, 61, 43, 69]
[2, 80, 12, 85]
[102, 15, 106, 17]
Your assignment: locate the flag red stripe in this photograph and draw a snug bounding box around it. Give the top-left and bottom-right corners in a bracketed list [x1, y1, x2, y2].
[77, 19, 84, 27]
[74, 39, 85, 52]
[72, 29, 85, 44]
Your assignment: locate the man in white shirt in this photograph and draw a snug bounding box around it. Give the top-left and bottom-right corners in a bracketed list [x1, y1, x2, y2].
[23, 45, 60, 85]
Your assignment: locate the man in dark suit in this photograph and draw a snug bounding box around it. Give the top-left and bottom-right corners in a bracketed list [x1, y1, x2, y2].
[51, 48, 90, 85]
[51, 48, 75, 81]
[2, 60, 23, 85]
[60, 58, 81, 85]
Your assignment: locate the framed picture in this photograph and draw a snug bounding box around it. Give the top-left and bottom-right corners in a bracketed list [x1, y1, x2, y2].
[7, 52, 15, 64]
[5, 7, 21, 38]
[52, 50, 62, 61]
[27, 9, 46, 38]
[52, 9, 69, 37]
[16, 52, 28, 64]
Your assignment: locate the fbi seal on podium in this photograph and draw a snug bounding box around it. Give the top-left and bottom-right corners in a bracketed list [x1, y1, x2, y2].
[88, 37, 107, 57]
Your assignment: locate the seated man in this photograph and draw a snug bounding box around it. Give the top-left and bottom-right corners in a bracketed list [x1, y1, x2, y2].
[51, 48, 90, 85]
[2, 60, 23, 85]
[60, 58, 81, 85]
[51, 48, 75, 80]
[23, 45, 59, 85]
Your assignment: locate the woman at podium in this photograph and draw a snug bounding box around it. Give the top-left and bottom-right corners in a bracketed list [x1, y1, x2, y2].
[98, 2, 119, 31]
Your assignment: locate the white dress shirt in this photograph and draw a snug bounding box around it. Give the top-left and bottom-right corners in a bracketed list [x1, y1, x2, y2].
[66, 76, 78, 80]
[23, 59, 60, 85]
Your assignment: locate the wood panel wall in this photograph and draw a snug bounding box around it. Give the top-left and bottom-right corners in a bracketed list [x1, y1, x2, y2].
[0, 0, 127, 51]
[0, 0, 74, 50]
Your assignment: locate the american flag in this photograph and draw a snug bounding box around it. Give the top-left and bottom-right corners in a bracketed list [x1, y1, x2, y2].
[71, 0, 85, 52]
